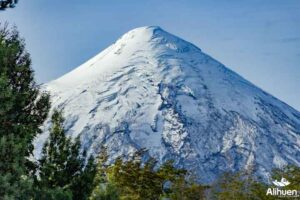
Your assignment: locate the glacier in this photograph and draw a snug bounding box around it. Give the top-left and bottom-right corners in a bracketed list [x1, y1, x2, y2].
[35, 26, 300, 183]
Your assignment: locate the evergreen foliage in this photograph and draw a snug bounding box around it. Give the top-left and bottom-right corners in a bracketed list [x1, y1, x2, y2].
[211, 170, 273, 200]
[271, 165, 300, 192]
[89, 147, 116, 200]
[34, 187, 72, 200]
[168, 176, 207, 200]
[0, 0, 18, 10]
[90, 149, 206, 200]
[209, 166, 300, 200]
[0, 23, 50, 199]
[36, 110, 96, 200]
[89, 182, 119, 200]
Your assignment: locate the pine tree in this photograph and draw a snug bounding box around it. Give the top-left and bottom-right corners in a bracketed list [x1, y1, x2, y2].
[36, 110, 96, 200]
[0, 0, 18, 10]
[0, 23, 50, 199]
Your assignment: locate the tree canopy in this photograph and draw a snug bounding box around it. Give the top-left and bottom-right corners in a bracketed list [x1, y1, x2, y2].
[0, 0, 18, 10]
[36, 110, 97, 200]
[0, 23, 50, 199]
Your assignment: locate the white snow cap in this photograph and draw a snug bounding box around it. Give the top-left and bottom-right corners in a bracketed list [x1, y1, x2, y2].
[47, 26, 201, 88]
[38, 26, 300, 183]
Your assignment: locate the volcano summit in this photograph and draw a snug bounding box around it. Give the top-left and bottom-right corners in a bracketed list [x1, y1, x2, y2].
[36, 26, 300, 183]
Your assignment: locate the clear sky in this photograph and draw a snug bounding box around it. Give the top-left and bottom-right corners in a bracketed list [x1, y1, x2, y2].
[1, 0, 299, 111]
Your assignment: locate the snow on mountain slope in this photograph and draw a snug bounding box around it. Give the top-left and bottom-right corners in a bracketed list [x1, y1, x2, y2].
[35, 26, 300, 183]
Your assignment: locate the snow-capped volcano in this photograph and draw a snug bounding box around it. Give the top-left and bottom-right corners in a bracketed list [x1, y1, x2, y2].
[37, 26, 300, 183]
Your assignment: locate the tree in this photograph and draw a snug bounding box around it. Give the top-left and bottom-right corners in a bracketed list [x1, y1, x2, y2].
[90, 149, 206, 200]
[72, 156, 98, 200]
[0, 23, 50, 199]
[157, 160, 207, 200]
[211, 170, 272, 200]
[168, 176, 207, 200]
[106, 151, 165, 200]
[0, 0, 18, 10]
[36, 110, 96, 200]
[89, 181, 119, 200]
[271, 165, 300, 194]
[89, 147, 119, 200]
[34, 187, 73, 200]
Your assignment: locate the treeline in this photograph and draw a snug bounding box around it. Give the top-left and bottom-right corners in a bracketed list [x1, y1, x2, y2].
[1, 24, 300, 200]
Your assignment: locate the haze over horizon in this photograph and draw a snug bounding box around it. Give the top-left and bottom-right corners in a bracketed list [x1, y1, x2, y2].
[0, 0, 299, 111]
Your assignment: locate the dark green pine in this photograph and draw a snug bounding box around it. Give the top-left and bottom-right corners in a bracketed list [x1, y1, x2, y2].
[0, 24, 50, 199]
[37, 110, 97, 200]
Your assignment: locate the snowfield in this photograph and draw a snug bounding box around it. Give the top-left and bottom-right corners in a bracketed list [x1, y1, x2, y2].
[35, 26, 300, 183]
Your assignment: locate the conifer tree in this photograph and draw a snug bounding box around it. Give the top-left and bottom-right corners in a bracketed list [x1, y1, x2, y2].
[72, 156, 97, 200]
[0, 0, 18, 10]
[0, 23, 50, 199]
[37, 110, 96, 200]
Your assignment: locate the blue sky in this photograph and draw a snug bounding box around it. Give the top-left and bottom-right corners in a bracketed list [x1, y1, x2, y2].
[1, 0, 299, 111]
